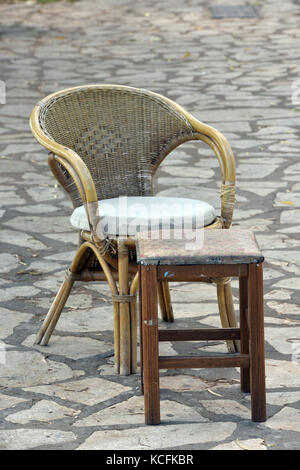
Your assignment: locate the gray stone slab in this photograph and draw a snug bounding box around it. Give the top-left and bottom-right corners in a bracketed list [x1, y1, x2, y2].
[0, 428, 77, 450]
[77, 422, 237, 450]
[0, 393, 28, 411]
[209, 6, 258, 19]
[74, 396, 208, 427]
[0, 350, 82, 388]
[0, 306, 32, 339]
[24, 377, 131, 406]
[264, 407, 300, 432]
[24, 334, 113, 360]
[6, 399, 79, 424]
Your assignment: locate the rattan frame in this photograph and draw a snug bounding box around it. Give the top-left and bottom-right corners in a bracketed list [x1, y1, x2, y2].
[30, 84, 237, 375]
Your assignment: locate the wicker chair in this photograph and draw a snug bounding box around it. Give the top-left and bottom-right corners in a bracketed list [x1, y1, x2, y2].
[30, 84, 237, 376]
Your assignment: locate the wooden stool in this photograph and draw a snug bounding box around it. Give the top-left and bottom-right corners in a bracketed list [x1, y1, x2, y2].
[137, 229, 266, 424]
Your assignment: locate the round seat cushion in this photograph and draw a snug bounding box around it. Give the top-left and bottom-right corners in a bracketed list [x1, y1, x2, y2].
[70, 196, 216, 237]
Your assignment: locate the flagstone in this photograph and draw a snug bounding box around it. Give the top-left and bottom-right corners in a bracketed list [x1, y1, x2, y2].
[265, 326, 300, 355]
[24, 377, 131, 406]
[15, 204, 59, 214]
[0, 160, 34, 173]
[0, 229, 47, 250]
[237, 164, 278, 179]
[266, 359, 300, 388]
[35, 291, 94, 314]
[0, 285, 40, 302]
[284, 162, 300, 174]
[263, 250, 300, 264]
[169, 283, 217, 302]
[0, 393, 27, 411]
[43, 232, 77, 245]
[0, 306, 32, 339]
[275, 192, 300, 207]
[3, 215, 72, 233]
[274, 278, 300, 290]
[201, 399, 250, 419]
[0, 191, 26, 206]
[255, 233, 300, 250]
[264, 316, 299, 326]
[170, 302, 219, 318]
[163, 166, 215, 179]
[54, 305, 114, 333]
[212, 438, 267, 450]
[44, 251, 76, 262]
[74, 396, 208, 427]
[77, 422, 237, 450]
[266, 301, 300, 315]
[264, 290, 292, 300]
[233, 209, 263, 220]
[6, 399, 79, 424]
[238, 181, 286, 197]
[265, 391, 300, 406]
[0, 350, 81, 388]
[23, 334, 113, 360]
[0, 428, 77, 450]
[160, 374, 217, 392]
[264, 407, 300, 432]
[278, 225, 300, 234]
[261, 268, 284, 281]
[33, 272, 66, 292]
[233, 217, 274, 232]
[0, 253, 20, 273]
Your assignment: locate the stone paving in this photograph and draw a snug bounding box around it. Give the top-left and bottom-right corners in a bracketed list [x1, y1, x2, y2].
[0, 0, 300, 450]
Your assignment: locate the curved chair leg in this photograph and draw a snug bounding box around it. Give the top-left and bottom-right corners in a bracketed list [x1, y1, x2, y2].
[224, 281, 240, 351]
[158, 281, 174, 322]
[118, 241, 131, 376]
[113, 301, 120, 373]
[129, 272, 139, 374]
[157, 282, 168, 321]
[35, 276, 74, 346]
[217, 281, 240, 353]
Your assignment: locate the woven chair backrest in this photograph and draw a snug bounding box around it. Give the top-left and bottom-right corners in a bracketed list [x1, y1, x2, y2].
[38, 86, 195, 201]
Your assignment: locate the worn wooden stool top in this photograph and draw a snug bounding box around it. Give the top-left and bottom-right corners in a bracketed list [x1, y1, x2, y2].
[136, 229, 264, 266]
[137, 228, 266, 424]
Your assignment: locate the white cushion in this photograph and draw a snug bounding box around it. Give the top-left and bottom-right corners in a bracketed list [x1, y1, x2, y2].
[70, 196, 215, 237]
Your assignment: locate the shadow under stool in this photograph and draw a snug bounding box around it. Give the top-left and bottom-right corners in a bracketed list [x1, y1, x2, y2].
[137, 229, 267, 424]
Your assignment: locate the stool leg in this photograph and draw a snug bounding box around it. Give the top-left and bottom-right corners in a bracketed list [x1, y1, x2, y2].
[239, 276, 250, 393]
[141, 265, 160, 425]
[248, 263, 266, 422]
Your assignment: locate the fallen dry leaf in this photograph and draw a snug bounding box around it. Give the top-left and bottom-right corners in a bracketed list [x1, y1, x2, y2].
[207, 388, 223, 397]
[278, 200, 294, 206]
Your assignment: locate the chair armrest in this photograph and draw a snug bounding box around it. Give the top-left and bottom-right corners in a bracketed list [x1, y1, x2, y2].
[30, 105, 98, 204]
[189, 118, 236, 228]
[30, 105, 101, 236]
[159, 99, 236, 228]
